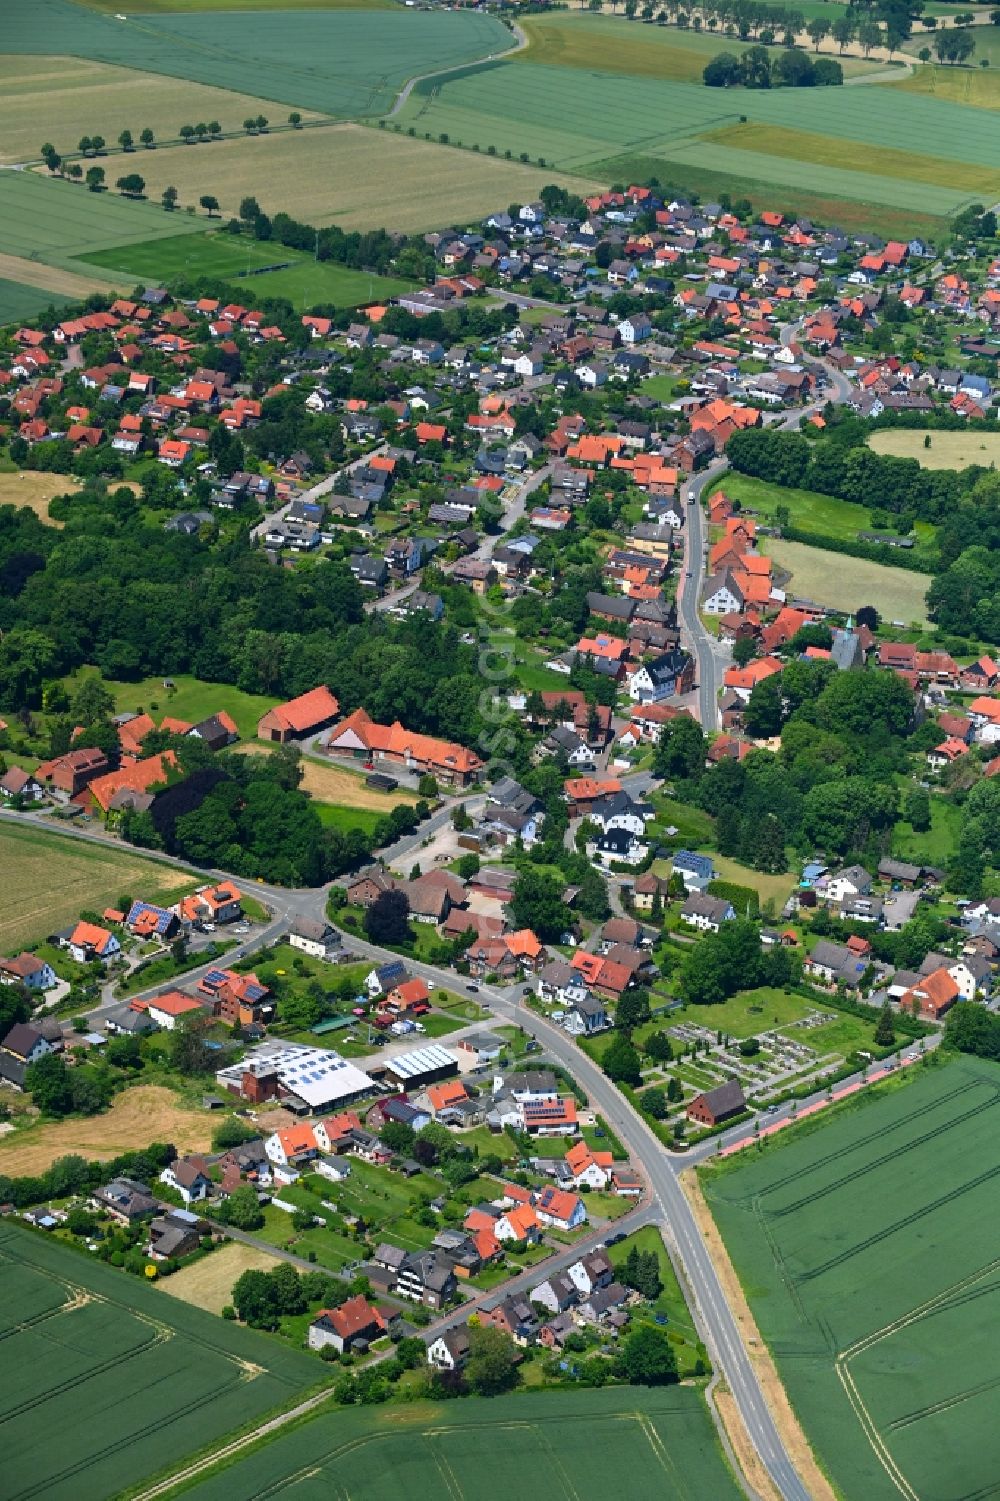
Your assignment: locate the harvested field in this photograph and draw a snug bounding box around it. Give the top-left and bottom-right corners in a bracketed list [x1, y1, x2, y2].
[0, 54, 322, 166]
[0, 823, 195, 952]
[0, 1223, 316, 1501]
[700, 1057, 1000, 1501]
[763, 538, 932, 625]
[158, 1242, 285, 1314]
[0, 1085, 214, 1174]
[869, 427, 1000, 470]
[516, 12, 880, 81]
[79, 124, 597, 234]
[299, 759, 418, 810]
[0, 470, 81, 523]
[0, 250, 117, 298]
[895, 57, 1000, 109]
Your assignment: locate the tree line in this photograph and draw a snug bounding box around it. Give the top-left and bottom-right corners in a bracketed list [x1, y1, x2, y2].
[704, 46, 843, 86]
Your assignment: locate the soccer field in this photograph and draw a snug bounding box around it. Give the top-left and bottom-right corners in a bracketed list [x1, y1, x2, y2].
[82, 230, 414, 309]
[702, 1056, 1000, 1501]
[183, 1386, 744, 1501]
[0, 1223, 318, 1501]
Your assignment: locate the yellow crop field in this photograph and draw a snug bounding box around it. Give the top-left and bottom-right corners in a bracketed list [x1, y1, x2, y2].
[703, 120, 1000, 196]
[109, 123, 597, 231]
[0, 823, 194, 952]
[0, 54, 322, 166]
[869, 429, 1000, 470]
[0, 1085, 214, 1174]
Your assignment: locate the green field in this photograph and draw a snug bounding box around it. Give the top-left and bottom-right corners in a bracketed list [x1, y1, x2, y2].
[0, 1223, 318, 1501]
[763, 538, 932, 625]
[5, 0, 509, 118]
[0, 276, 74, 326]
[0, 172, 207, 269]
[62, 669, 278, 741]
[82, 231, 412, 309]
[182, 1386, 743, 1500]
[702, 1056, 1000, 1501]
[395, 52, 1000, 229]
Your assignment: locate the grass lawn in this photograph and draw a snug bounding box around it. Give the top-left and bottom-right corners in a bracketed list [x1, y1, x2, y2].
[646, 794, 716, 849]
[763, 537, 932, 626]
[891, 795, 963, 865]
[608, 1224, 709, 1377]
[671, 987, 813, 1041]
[723, 472, 875, 542]
[418, 1011, 465, 1038]
[456, 1125, 517, 1163]
[711, 854, 797, 912]
[869, 428, 1000, 471]
[315, 802, 383, 835]
[256, 1203, 362, 1270]
[62, 668, 278, 741]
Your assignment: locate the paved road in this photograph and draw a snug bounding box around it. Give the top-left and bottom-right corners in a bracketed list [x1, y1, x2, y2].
[318, 929, 812, 1499]
[678, 467, 731, 730]
[677, 323, 856, 730]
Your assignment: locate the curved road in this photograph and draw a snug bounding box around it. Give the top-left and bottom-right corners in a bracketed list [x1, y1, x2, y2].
[12, 796, 832, 1499]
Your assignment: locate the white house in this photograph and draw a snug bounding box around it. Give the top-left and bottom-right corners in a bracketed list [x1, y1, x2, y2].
[618, 314, 653, 344]
[824, 865, 872, 905]
[590, 828, 647, 868]
[159, 1159, 211, 1205]
[0, 953, 57, 991]
[680, 893, 735, 932]
[534, 1188, 587, 1231]
[702, 573, 743, 616]
[427, 1327, 470, 1370]
[288, 917, 339, 959]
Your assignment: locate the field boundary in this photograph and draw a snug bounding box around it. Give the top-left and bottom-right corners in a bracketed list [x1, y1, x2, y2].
[681, 1168, 838, 1501]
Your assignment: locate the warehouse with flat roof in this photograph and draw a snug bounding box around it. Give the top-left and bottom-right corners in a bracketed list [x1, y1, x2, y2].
[380, 1044, 459, 1090]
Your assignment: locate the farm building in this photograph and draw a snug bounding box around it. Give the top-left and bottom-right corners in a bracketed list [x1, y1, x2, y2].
[215, 1039, 374, 1111]
[257, 685, 340, 743]
[379, 1043, 460, 1091]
